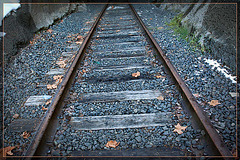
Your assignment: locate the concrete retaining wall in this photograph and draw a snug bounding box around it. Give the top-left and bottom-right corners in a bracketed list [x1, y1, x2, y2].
[1, 1, 86, 62]
[159, 0, 237, 72]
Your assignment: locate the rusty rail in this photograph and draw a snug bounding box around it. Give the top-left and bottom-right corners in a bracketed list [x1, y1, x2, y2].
[22, 4, 108, 157]
[21, 3, 233, 158]
[129, 4, 232, 158]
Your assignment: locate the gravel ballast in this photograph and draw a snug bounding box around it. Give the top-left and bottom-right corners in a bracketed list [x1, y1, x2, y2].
[50, 5, 212, 157]
[3, 4, 237, 157]
[3, 4, 104, 156]
[133, 4, 237, 154]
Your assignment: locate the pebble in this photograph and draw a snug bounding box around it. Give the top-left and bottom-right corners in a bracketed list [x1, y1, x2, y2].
[4, 3, 236, 156]
[133, 3, 236, 153]
[135, 136, 142, 143]
[3, 4, 105, 154]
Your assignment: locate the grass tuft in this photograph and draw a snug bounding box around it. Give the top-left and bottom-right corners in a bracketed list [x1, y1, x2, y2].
[166, 13, 208, 54]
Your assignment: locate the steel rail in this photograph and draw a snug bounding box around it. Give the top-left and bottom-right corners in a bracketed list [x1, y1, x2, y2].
[129, 4, 232, 158]
[22, 4, 108, 158]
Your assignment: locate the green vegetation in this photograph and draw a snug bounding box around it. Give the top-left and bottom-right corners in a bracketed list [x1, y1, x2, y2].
[167, 13, 190, 40]
[166, 13, 208, 54]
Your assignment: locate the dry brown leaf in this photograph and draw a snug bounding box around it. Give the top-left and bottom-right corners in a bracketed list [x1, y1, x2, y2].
[193, 93, 200, 98]
[58, 78, 63, 84]
[47, 84, 57, 89]
[105, 140, 120, 148]
[208, 100, 220, 106]
[22, 131, 30, 139]
[47, 84, 53, 89]
[13, 114, 19, 119]
[173, 123, 187, 134]
[157, 96, 164, 100]
[45, 99, 51, 105]
[77, 35, 83, 39]
[53, 75, 63, 80]
[56, 61, 66, 68]
[82, 69, 87, 73]
[155, 75, 166, 78]
[42, 106, 48, 111]
[47, 29, 53, 33]
[0, 146, 16, 156]
[47, 75, 63, 89]
[75, 41, 82, 45]
[132, 71, 140, 78]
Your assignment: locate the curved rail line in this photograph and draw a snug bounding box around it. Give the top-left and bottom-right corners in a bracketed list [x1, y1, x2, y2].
[22, 3, 232, 158]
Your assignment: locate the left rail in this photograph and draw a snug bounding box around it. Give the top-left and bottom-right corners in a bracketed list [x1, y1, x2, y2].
[22, 4, 108, 158]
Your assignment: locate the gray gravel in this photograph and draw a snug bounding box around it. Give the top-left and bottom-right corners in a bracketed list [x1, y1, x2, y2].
[3, 3, 236, 157]
[133, 4, 237, 154]
[52, 4, 203, 157]
[3, 4, 104, 156]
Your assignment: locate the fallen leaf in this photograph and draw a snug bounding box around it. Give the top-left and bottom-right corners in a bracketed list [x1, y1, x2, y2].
[47, 29, 53, 33]
[105, 140, 120, 148]
[157, 27, 164, 30]
[13, 114, 19, 119]
[208, 100, 220, 106]
[82, 69, 87, 73]
[47, 84, 57, 89]
[157, 96, 164, 100]
[42, 106, 48, 111]
[193, 93, 200, 98]
[45, 99, 51, 105]
[0, 146, 16, 156]
[77, 35, 83, 39]
[155, 75, 166, 78]
[56, 61, 66, 68]
[47, 84, 52, 89]
[173, 123, 187, 134]
[22, 131, 30, 139]
[132, 71, 140, 78]
[53, 75, 63, 80]
[75, 41, 82, 45]
[47, 76, 63, 90]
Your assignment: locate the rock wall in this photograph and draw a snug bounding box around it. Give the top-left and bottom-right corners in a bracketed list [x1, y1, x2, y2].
[159, 0, 237, 72]
[1, 1, 86, 62]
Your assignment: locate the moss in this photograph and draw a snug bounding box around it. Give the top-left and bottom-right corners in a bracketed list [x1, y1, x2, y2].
[166, 13, 207, 54]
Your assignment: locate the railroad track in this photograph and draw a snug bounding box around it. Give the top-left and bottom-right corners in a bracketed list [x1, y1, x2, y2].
[17, 4, 232, 158]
